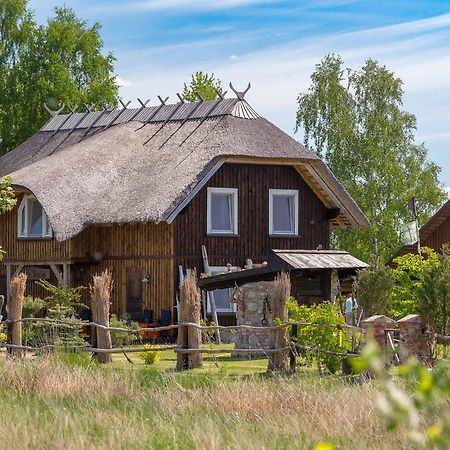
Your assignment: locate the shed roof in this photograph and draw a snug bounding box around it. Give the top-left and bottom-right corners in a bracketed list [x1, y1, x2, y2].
[198, 249, 368, 291]
[0, 97, 369, 240]
[269, 249, 369, 270]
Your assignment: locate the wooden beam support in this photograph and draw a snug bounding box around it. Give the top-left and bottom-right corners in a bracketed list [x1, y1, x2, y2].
[12, 264, 24, 279]
[63, 263, 70, 287]
[6, 265, 11, 305]
[3, 260, 72, 266]
[50, 264, 64, 286]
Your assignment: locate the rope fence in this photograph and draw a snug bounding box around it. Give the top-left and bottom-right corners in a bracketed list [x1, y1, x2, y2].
[1, 318, 365, 333]
[3, 270, 445, 371]
[0, 317, 364, 360]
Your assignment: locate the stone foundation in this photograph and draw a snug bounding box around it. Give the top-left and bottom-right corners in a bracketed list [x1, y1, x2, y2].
[232, 281, 275, 357]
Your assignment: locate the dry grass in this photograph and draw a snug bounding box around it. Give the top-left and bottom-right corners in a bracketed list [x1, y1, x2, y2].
[0, 356, 132, 398]
[0, 353, 418, 450]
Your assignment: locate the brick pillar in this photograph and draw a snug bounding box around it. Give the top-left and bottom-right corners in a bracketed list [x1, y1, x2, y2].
[398, 314, 430, 362]
[361, 315, 396, 348]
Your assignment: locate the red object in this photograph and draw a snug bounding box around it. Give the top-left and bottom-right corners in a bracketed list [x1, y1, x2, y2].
[139, 322, 159, 339]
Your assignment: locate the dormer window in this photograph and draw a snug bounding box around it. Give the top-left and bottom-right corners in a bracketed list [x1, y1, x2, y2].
[207, 187, 238, 235]
[269, 189, 299, 236]
[18, 195, 52, 239]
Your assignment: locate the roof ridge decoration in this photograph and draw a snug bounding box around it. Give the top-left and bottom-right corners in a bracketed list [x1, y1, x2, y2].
[229, 82, 260, 119]
[40, 81, 260, 133]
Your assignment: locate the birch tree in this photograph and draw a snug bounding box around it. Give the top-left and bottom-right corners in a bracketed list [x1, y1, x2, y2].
[296, 55, 445, 262]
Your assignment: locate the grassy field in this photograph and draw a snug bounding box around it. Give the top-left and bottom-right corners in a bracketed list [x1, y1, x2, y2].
[0, 346, 426, 450]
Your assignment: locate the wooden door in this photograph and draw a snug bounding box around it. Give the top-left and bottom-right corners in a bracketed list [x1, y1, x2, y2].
[126, 268, 143, 321]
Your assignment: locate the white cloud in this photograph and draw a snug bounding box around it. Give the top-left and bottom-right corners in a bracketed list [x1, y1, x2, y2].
[116, 12, 450, 183]
[99, 0, 281, 13]
[115, 76, 133, 87]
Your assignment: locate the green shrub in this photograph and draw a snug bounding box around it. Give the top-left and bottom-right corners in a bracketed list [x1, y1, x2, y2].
[54, 348, 97, 368]
[35, 279, 86, 317]
[139, 344, 161, 365]
[109, 314, 140, 347]
[287, 299, 350, 374]
[0, 324, 6, 343]
[390, 247, 438, 319]
[22, 296, 45, 318]
[23, 318, 86, 349]
[355, 261, 394, 317]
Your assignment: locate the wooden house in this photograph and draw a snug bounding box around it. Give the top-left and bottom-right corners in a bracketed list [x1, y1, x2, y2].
[0, 92, 369, 324]
[391, 198, 450, 261]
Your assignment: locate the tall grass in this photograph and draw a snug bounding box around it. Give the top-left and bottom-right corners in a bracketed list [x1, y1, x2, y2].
[0, 354, 419, 449]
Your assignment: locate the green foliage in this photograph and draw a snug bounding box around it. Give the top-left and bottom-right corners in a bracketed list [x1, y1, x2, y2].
[54, 348, 97, 368]
[182, 71, 223, 102]
[296, 54, 446, 263]
[23, 318, 86, 349]
[419, 246, 450, 336]
[356, 260, 395, 317]
[200, 318, 217, 341]
[390, 247, 438, 319]
[0, 176, 16, 214]
[22, 296, 45, 318]
[0, 324, 7, 343]
[352, 341, 450, 448]
[139, 344, 161, 365]
[286, 299, 350, 373]
[0, 176, 16, 261]
[0, 2, 118, 155]
[109, 314, 140, 347]
[35, 279, 86, 318]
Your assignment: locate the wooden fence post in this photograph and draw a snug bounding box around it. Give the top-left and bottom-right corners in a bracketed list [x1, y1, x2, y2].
[289, 323, 298, 372]
[90, 270, 113, 363]
[7, 273, 27, 357]
[177, 269, 203, 370]
[268, 271, 290, 372]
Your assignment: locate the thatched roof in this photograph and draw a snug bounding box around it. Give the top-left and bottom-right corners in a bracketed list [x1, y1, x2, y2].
[0, 98, 369, 241]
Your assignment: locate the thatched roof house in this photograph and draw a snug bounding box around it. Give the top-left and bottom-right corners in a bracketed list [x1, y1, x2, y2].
[0, 97, 367, 240]
[0, 93, 368, 322]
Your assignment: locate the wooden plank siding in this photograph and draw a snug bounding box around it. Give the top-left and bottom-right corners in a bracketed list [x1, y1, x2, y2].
[0, 200, 174, 317]
[174, 163, 330, 324]
[69, 223, 174, 316]
[174, 163, 330, 273]
[422, 214, 450, 251]
[1, 163, 330, 322]
[0, 194, 70, 263]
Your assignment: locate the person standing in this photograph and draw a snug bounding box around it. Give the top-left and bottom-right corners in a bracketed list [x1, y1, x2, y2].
[344, 293, 358, 325]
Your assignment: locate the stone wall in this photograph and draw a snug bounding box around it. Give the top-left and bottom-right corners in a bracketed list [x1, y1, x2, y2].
[232, 281, 275, 357]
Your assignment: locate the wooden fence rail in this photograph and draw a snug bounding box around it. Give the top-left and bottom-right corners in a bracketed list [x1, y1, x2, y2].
[2, 318, 365, 333]
[0, 317, 366, 368]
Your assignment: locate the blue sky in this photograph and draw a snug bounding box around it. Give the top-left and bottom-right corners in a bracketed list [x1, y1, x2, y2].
[29, 0, 450, 187]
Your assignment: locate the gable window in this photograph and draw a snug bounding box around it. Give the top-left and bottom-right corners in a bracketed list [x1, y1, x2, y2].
[18, 195, 52, 239]
[269, 189, 299, 236]
[207, 187, 238, 235]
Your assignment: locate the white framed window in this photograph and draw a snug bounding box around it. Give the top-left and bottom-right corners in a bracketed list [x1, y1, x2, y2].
[17, 195, 52, 239]
[207, 267, 237, 313]
[269, 189, 299, 236]
[207, 187, 238, 235]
